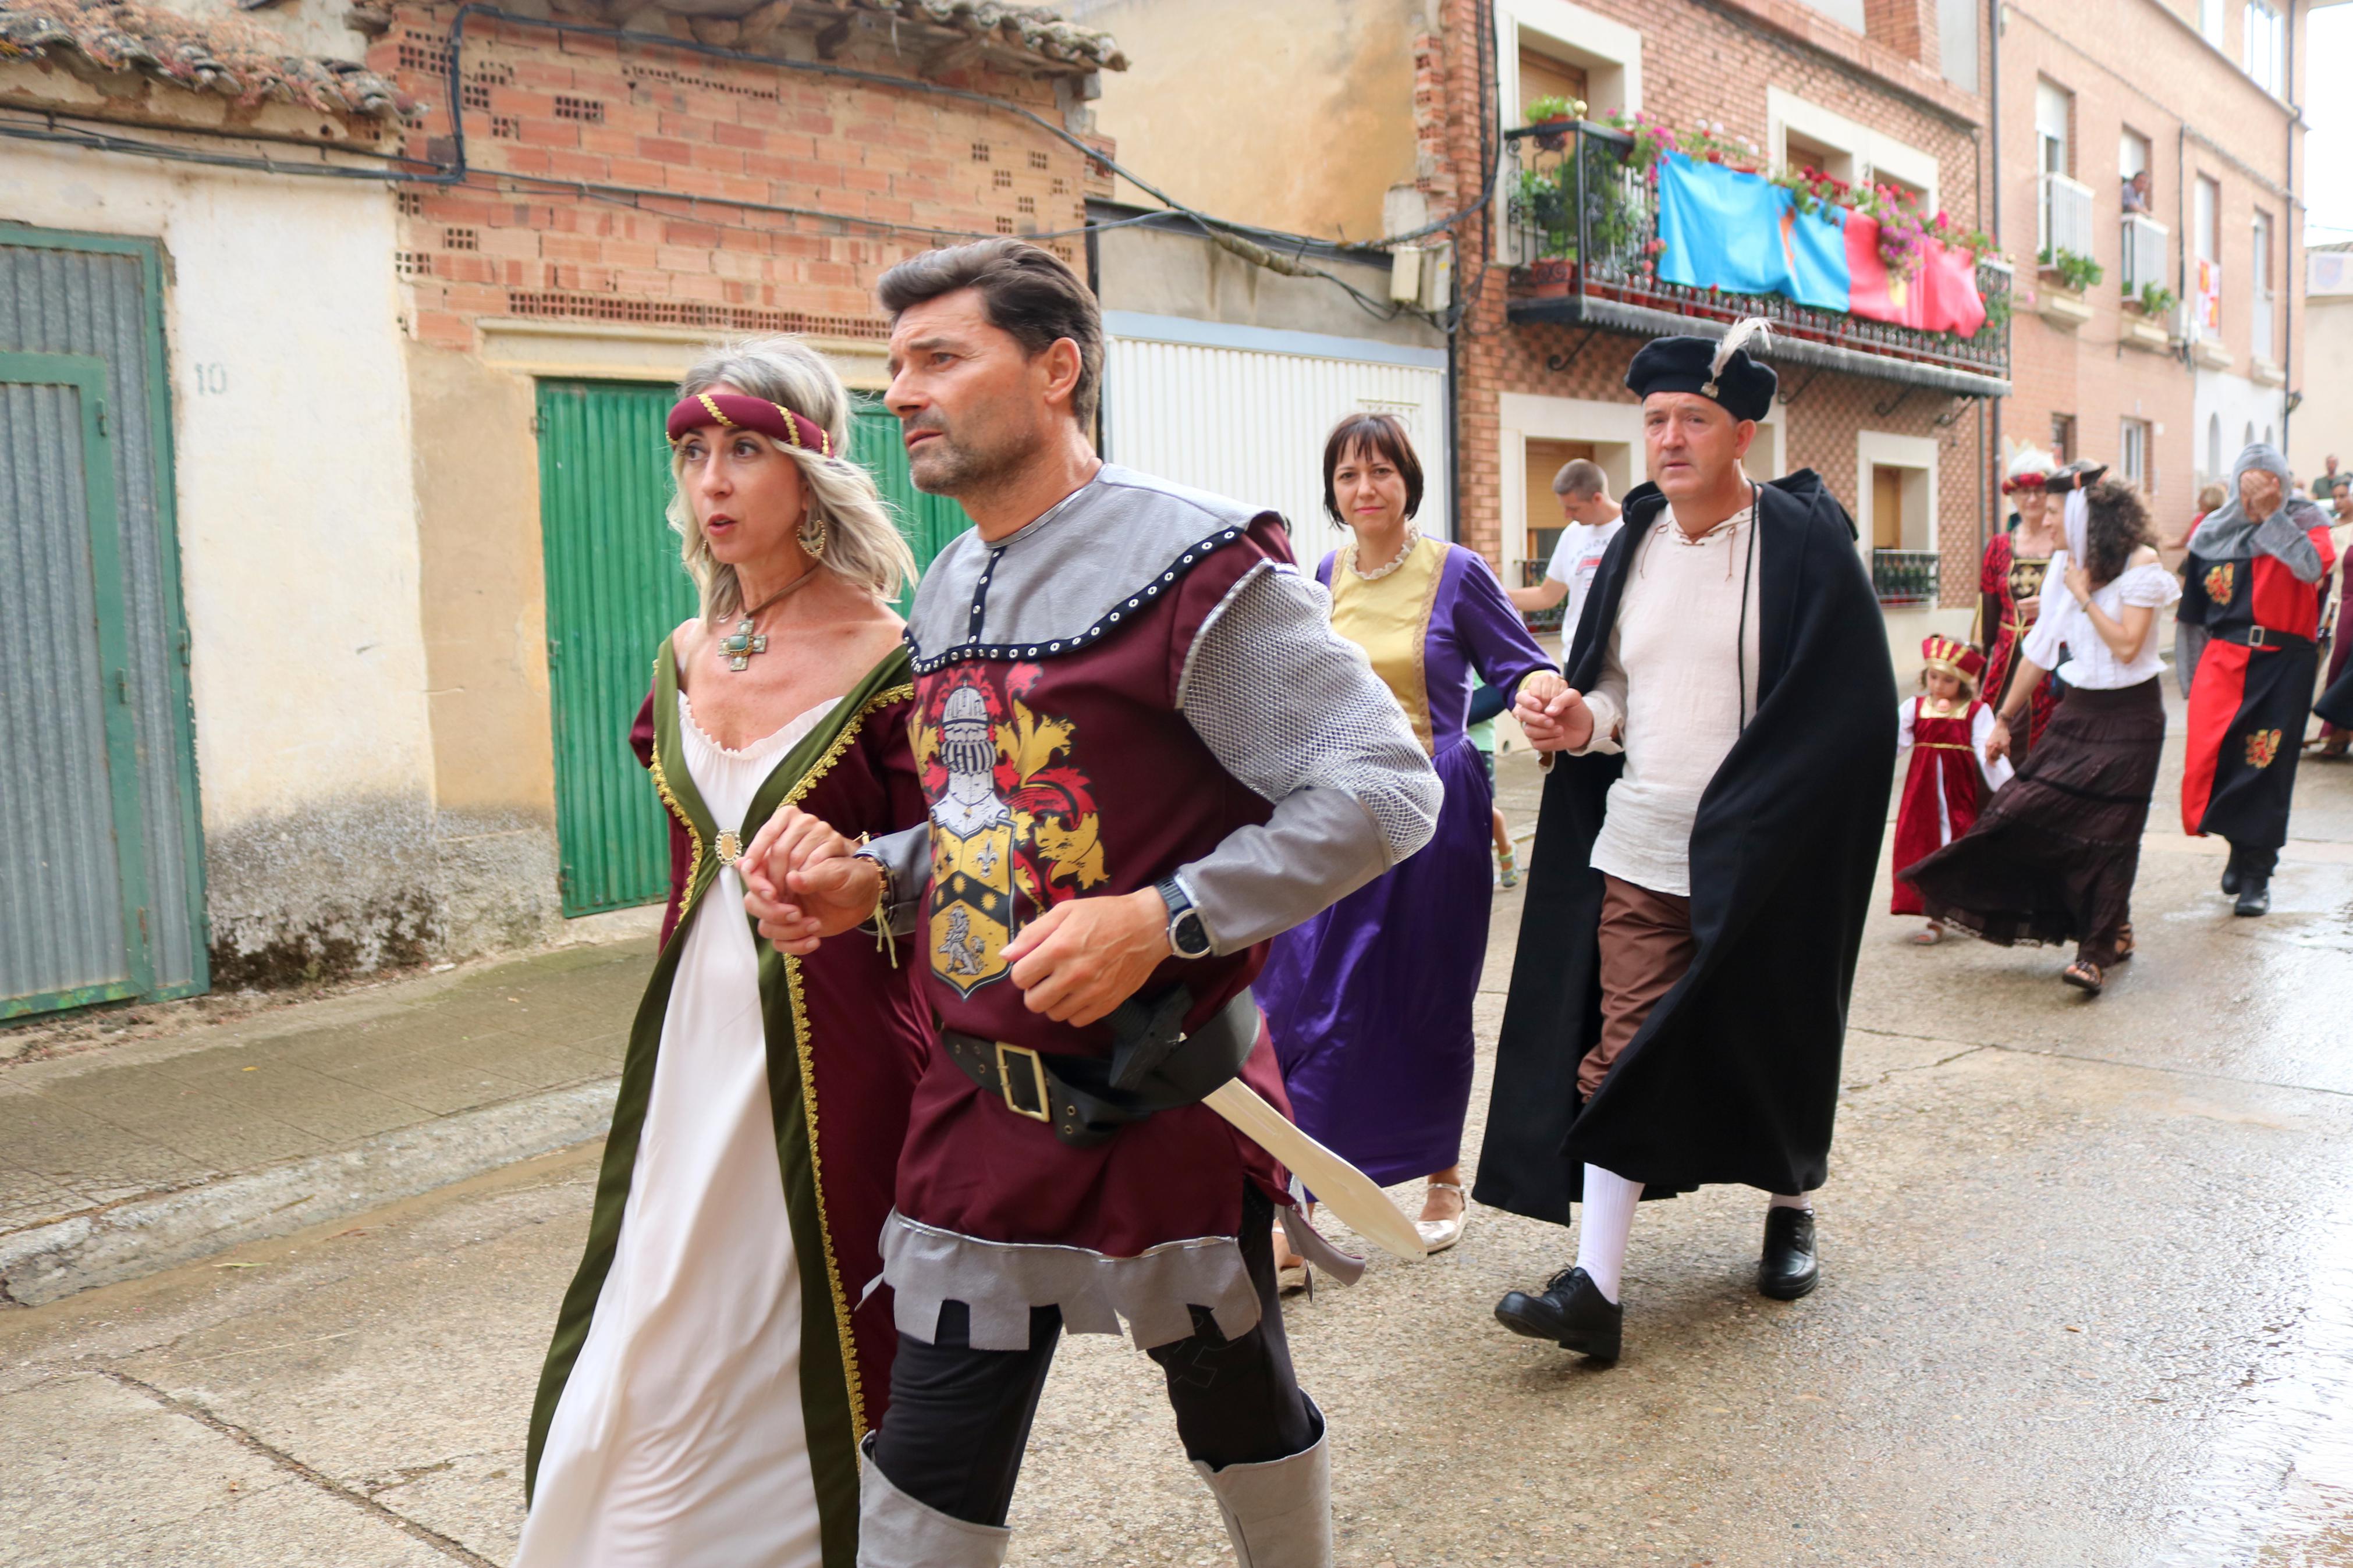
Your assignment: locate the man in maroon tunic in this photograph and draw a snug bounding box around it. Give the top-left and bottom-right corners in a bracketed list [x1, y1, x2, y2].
[745, 241, 1442, 1566]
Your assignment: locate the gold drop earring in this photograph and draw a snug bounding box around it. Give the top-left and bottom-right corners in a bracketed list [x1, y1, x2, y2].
[797, 507, 828, 560]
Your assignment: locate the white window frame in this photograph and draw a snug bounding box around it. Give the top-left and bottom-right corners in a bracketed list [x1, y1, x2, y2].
[1492, 0, 1644, 266]
[1856, 430, 1941, 566]
[2243, 0, 2284, 93]
[1495, 0, 1642, 127]
[1497, 391, 1780, 586]
[2201, 0, 2227, 47]
[1768, 90, 1939, 214]
[2252, 209, 2276, 362]
[2120, 418, 2150, 489]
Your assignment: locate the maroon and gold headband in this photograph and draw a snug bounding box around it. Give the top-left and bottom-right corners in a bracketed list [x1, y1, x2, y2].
[665, 391, 833, 458]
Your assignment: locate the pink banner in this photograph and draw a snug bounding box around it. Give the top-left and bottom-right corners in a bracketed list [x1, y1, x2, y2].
[1843, 212, 1988, 337]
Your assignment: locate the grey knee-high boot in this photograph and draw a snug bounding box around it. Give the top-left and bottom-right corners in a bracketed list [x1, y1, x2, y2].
[857, 1440, 1012, 1568]
[1189, 1400, 1333, 1568]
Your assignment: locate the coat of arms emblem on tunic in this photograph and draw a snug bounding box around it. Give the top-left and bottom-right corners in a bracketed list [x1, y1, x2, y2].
[914, 667, 1109, 997]
[2204, 562, 2235, 605]
[2245, 728, 2283, 769]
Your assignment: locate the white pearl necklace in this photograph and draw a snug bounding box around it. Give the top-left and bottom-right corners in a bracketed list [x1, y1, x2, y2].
[1347, 528, 1420, 581]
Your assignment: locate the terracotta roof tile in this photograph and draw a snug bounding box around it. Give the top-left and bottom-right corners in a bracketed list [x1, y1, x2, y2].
[0, 0, 410, 117]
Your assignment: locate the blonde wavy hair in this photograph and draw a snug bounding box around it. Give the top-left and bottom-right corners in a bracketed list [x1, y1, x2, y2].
[667, 337, 915, 621]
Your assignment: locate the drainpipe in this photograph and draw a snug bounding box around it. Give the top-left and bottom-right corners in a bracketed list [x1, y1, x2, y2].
[2281, 0, 2298, 451]
[1987, 0, 2002, 548]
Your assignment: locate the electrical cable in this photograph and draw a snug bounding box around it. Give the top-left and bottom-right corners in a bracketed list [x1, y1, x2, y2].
[0, 6, 1442, 326]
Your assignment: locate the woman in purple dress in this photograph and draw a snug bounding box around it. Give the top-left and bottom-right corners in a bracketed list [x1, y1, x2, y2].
[1260, 413, 1555, 1272]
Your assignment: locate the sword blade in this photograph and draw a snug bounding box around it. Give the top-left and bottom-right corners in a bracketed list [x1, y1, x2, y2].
[1201, 1079, 1426, 1262]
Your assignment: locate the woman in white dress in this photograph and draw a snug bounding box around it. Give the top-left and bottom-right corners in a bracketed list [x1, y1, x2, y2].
[517, 339, 933, 1568]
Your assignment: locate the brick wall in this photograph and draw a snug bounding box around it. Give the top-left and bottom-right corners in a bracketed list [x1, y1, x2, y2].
[1998, 0, 2303, 539]
[1430, 0, 1996, 608]
[376, 6, 1096, 351]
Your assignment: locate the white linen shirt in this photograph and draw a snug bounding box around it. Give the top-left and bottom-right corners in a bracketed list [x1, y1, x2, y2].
[1545, 515, 1626, 642]
[1573, 504, 1762, 898]
[2020, 552, 2180, 689]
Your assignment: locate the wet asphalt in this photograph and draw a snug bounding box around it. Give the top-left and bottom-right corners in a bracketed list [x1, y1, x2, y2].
[2, 691, 2351, 1567]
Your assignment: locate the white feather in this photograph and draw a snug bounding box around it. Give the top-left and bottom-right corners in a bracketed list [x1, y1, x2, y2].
[1709, 317, 1774, 378]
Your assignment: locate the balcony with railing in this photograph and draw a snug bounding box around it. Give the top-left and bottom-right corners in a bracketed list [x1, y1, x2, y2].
[1871, 549, 1942, 607]
[2121, 213, 2168, 293]
[2039, 171, 2096, 263]
[1503, 123, 2010, 398]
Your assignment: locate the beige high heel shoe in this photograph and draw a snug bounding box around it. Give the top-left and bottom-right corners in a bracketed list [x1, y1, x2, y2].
[1415, 1180, 1470, 1253]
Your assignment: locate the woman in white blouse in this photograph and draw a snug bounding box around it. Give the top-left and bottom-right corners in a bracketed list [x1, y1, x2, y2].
[1900, 468, 2178, 995]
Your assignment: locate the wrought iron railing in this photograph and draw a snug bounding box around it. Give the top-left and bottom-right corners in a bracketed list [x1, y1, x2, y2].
[1503, 123, 2010, 387]
[1518, 559, 1565, 634]
[1871, 549, 1943, 607]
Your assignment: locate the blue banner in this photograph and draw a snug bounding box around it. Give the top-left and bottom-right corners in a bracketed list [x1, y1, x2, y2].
[1655, 153, 1850, 312]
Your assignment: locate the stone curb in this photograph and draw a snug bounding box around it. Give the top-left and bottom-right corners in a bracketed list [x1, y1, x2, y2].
[0, 1078, 620, 1307]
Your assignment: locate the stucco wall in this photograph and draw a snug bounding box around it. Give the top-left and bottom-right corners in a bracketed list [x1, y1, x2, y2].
[1077, 0, 1424, 242]
[2289, 294, 2353, 482]
[0, 141, 434, 985]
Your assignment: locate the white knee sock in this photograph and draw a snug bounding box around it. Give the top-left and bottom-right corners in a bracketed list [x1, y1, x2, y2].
[1574, 1165, 1643, 1304]
[1768, 1193, 1813, 1212]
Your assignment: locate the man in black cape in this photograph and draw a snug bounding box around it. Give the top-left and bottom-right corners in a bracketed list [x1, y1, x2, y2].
[1476, 321, 1897, 1361]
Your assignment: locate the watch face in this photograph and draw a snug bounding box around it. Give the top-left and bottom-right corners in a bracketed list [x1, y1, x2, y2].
[1173, 911, 1212, 958]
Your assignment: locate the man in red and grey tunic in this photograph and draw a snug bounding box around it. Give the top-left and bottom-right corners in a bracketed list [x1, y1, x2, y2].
[743, 240, 1448, 1567]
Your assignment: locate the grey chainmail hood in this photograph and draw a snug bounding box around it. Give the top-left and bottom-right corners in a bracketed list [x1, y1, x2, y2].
[2189, 442, 2329, 582]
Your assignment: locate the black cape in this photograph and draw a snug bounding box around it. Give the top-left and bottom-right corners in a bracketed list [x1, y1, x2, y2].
[1473, 471, 1897, 1224]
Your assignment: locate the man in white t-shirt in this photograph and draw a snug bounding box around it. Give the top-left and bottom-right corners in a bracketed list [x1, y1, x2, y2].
[1509, 458, 1623, 641]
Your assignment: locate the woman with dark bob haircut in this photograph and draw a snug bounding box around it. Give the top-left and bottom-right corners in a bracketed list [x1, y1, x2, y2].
[1258, 412, 1556, 1278]
[1903, 466, 2181, 995]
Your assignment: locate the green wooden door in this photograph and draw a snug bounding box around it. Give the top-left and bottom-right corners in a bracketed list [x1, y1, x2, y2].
[0, 352, 155, 1014]
[538, 382, 968, 917]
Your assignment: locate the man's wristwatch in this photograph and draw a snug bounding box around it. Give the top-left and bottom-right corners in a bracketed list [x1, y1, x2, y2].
[1155, 876, 1214, 959]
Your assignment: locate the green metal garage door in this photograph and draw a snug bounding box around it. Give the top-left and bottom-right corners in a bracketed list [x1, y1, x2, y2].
[537, 381, 967, 918]
[1, 229, 207, 1018]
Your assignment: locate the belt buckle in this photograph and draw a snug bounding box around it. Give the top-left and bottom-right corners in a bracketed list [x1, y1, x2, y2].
[2248, 625, 2271, 649]
[993, 1042, 1053, 1122]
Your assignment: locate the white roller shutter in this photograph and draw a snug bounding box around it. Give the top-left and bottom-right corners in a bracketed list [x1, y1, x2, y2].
[1102, 314, 1450, 573]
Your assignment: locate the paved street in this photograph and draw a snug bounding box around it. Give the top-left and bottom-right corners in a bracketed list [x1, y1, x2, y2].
[5, 707, 2353, 1567]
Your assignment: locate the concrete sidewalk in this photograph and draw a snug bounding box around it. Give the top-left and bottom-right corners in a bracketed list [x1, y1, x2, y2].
[0, 939, 653, 1306]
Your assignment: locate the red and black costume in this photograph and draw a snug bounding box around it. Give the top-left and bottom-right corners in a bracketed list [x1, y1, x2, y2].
[2180, 449, 2340, 894]
[1891, 638, 2010, 916]
[1981, 518, 2059, 751]
[848, 464, 1438, 1567]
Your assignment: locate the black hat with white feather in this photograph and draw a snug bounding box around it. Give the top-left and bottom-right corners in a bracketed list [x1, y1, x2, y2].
[1624, 318, 1777, 422]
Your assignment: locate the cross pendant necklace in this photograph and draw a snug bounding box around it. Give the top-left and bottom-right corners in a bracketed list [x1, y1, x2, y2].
[719, 567, 818, 671]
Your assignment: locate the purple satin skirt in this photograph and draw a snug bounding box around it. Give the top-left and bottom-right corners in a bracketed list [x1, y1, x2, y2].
[1259, 733, 1495, 1186]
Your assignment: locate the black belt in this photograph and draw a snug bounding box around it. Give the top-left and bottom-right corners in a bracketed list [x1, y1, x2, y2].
[2214, 625, 2312, 652]
[941, 985, 1258, 1148]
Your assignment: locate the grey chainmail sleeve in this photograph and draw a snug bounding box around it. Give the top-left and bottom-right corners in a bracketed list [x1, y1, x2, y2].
[854, 824, 928, 938]
[1173, 561, 1440, 952]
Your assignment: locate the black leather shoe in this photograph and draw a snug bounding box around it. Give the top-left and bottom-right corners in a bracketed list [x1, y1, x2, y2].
[1494, 1267, 1622, 1361]
[2234, 879, 2270, 916]
[2221, 864, 2242, 896]
[1758, 1207, 1819, 1300]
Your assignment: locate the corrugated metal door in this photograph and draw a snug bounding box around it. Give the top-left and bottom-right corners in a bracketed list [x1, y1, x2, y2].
[538, 381, 699, 917]
[851, 396, 968, 613]
[538, 383, 969, 917]
[0, 229, 205, 1014]
[1102, 335, 1449, 571]
[0, 353, 154, 1014]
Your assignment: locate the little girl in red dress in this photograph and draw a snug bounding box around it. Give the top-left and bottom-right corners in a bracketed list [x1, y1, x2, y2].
[1893, 636, 2014, 942]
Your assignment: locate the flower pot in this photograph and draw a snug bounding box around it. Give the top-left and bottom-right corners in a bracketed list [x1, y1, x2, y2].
[1525, 257, 1575, 297]
[1531, 118, 1574, 152]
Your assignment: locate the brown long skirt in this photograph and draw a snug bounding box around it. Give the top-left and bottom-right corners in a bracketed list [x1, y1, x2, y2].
[1900, 677, 2165, 969]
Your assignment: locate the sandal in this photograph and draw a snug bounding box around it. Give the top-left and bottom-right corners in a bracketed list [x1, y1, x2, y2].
[1415, 1179, 1470, 1253]
[1496, 840, 1520, 889]
[2111, 923, 2134, 962]
[2061, 959, 2104, 994]
[1910, 922, 1944, 945]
